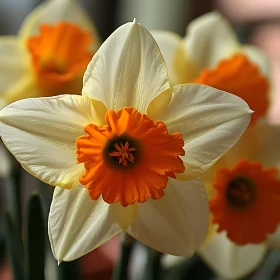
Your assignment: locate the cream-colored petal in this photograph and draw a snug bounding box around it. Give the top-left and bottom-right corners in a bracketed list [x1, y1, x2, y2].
[267, 225, 280, 248]
[241, 46, 272, 112]
[204, 120, 280, 171]
[151, 31, 182, 85]
[161, 255, 185, 269]
[184, 12, 239, 74]
[126, 178, 209, 256]
[19, 0, 100, 52]
[160, 84, 252, 179]
[253, 121, 280, 168]
[0, 38, 40, 104]
[3, 75, 41, 105]
[82, 21, 170, 113]
[242, 45, 270, 77]
[110, 203, 138, 230]
[0, 37, 32, 95]
[199, 232, 267, 280]
[202, 125, 261, 187]
[0, 145, 11, 177]
[0, 95, 106, 189]
[48, 187, 122, 262]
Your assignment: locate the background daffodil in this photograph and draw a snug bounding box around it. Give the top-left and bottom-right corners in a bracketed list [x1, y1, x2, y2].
[152, 11, 269, 90]
[153, 11, 280, 279]
[0, 0, 100, 105]
[151, 10, 280, 280]
[200, 120, 280, 280]
[0, 20, 252, 263]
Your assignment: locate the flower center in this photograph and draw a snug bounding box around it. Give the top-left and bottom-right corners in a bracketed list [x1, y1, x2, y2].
[27, 22, 92, 95]
[194, 54, 269, 125]
[210, 160, 280, 245]
[76, 107, 185, 207]
[226, 176, 255, 208]
[108, 140, 136, 166]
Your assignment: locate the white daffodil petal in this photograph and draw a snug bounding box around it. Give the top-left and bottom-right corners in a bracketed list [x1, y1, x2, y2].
[19, 0, 100, 52]
[151, 31, 182, 84]
[110, 203, 138, 230]
[0, 95, 104, 189]
[267, 225, 280, 248]
[0, 37, 31, 94]
[199, 232, 267, 280]
[161, 84, 251, 178]
[49, 187, 122, 262]
[82, 21, 170, 113]
[242, 45, 270, 77]
[184, 11, 239, 70]
[0, 144, 11, 177]
[126, 178, 209, 256]
[254, 121, 280, 168]
[4, 74, 42, 105]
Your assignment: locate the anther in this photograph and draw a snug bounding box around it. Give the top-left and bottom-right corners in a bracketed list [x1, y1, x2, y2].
[109, 141, 136, 166]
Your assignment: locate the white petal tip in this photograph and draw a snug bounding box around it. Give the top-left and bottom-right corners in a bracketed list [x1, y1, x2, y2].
[132, 18, 137, 24]
[57, 261, 61, 266]
[249, 109, 255, 115]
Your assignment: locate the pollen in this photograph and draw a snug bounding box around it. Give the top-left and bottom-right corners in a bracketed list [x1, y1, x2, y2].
[226, 176, 255, 208]
[109, 141, 136, 166]
[194, 54, 269, 125]
[76, 107, 185, 207]
[210, 160, 280, 245]
[27, 22, 92, 95]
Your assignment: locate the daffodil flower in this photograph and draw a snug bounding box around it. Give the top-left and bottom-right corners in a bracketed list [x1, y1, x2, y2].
[0, 0, 100, 105]
[0, 20, 252, 262]
[152, 12, 270, 124]
[152, 11, 280, 279]
[200, 123, 280, 279]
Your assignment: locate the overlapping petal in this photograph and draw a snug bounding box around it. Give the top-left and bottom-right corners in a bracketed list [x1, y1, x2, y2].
[157, 84, 252, 179]
[3, 75, 43, 105]
[183, 12, 239, 72]
[207, 121, 280, 173]
[0, 143, 11, 177]
[267, 226, 280, 248]
[251, 122, 280, 168]
[151, 31, 182, 84]
[0, 37, 32, 95]
[242, 45, 270, 77]
[199, 232, 267, 280]
[202, 126, 260, 186]
[82, 21, 170, 113]
[126, 178, 209, 256]
[48, 187, 122, 262]
[19, 0, 100, 52]
[0, 95, 106, 189]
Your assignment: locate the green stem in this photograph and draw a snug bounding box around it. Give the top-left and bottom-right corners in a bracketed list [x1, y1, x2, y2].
[57, 260, 80, 280]
[25, 193, 45, 280]
[4, 211, 25, 280]
[11, 163, 22, 232]
[144, 248, 163, 280]
[112, 233, 135, 280]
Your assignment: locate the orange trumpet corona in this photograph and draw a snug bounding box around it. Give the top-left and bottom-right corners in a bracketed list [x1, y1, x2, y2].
[195, 54, 269, 125]
[28, 22, 92, 95]
[210, 160, 280, 245]
[76, 107, 185, 207]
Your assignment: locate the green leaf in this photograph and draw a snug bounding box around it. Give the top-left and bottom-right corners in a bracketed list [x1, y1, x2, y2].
[4, 211, 25, 280]
[57, 260, 80, 280]
[143, 248, 163, 280]
[10, 164, 23, 231]
[163, 254, 215, 280]
[112, 233, 135, 280]
[25, 193, 45, 280]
